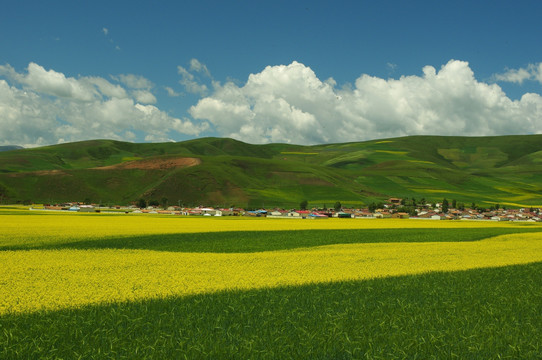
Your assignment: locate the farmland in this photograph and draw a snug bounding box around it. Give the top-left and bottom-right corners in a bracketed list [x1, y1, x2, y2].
[1, 209, 542, 358]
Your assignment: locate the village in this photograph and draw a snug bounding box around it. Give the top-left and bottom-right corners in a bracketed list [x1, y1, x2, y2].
[35, 197, 542, 222]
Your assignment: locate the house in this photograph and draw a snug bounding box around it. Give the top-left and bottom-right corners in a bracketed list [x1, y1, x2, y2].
[79, 205, 95, 212]
[374, 211, 392, 219]
[288, 210, 310, 218]
[220, 208, 243, 216]
[308, 213, 328, 219]
[268, 210, 288, 218]
[392, 212, 410, 219]
[245, 210, 267, 217]
[200, 207, 217, 216]
[388, 198, 402, 205]
[355, 209, 375, 218]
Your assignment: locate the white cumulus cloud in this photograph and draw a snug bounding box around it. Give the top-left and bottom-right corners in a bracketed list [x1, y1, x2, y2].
[189, 58, 211, 77]
[164, 86, 181, 97]
[113, 73, 154, 89]
[177, 58, 212, 95]
[494, 63, 542, 84]
[0, 62, 97, 101]
[0, 63, 208, 147]
[190, 60, 542, 144]
[132, 89, 157, 104]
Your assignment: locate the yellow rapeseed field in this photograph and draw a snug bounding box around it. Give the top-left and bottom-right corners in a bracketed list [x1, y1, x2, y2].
[1, 233, 542, 314]
[0, 211, 534, 247]
[1, 211, 542, 314]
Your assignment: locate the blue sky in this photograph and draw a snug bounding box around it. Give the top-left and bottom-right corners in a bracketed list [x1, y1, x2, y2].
[1, 0, 542, 147]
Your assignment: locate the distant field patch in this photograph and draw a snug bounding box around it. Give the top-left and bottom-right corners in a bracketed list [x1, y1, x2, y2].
[374, 150, 408, 155]
[500, 201, 542, 208]
[422, 189, 454, 193]
[280, 151, 319, 155]
[121, 156, 143, 161]
[407, 160, 435, 164]
[322, 150, 370, 167]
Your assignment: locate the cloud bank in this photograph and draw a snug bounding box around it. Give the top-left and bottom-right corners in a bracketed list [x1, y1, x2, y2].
[0, 63, 207, 147]
[190, 60, 542, 144]
[1, 59, 541, 148]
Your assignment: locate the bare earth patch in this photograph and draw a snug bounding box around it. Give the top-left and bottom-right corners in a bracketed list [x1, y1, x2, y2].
[9, 169, 70, 177]
[94, 157, 201, 170]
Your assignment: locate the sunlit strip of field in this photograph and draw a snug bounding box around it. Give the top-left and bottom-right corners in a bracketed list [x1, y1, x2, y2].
[2, 213, 538, 248]
[280, 151, 319, 155]
[499, 201, 542, 208]
[1, 233, 541, 315]
[374, 150, 408, 155]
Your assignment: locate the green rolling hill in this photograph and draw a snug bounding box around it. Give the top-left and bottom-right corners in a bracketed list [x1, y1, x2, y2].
[1, 135, 541, 208]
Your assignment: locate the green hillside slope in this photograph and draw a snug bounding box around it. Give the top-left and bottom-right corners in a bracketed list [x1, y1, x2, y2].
[1, 135, 541, 208]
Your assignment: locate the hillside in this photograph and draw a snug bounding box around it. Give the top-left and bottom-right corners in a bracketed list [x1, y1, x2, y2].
[0, 135, 541, 208]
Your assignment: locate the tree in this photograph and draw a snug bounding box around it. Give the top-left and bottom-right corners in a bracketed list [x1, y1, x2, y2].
[334, 201, 342, 212]
[368, 202, 377, 213]
[299, 200, 308, 210]
[442, 198, 449, 213]
[161, 197, 169, 209]
[137, 198, 147, 209]
[452, 199, 457, 209]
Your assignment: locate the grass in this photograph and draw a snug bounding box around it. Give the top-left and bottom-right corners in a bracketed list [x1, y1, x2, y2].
[1, 263, 541, 359]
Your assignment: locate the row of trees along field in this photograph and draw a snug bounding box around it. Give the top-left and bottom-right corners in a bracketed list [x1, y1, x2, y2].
[297, 197, 516, 217]
[393, 198, 506, 216]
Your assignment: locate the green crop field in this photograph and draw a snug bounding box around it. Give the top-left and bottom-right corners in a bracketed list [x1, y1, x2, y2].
[1, 210, 542, 358]
[3, 264, 541, 359]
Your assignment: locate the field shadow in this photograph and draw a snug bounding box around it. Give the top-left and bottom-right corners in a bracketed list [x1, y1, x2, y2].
[2, 227, 541, 253]
[1, 262, 542, 359]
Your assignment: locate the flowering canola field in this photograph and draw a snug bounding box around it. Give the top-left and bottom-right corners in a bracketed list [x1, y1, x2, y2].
[0, 212, 532, 247]
[1, 211, 542, 314]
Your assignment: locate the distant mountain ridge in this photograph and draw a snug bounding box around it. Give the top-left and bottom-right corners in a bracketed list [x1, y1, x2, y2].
[0, 145, 23, 152]
[0, 135, 541, 208]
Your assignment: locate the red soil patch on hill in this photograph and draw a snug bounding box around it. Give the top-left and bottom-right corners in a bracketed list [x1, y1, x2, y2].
[94, 157, 201, 170]
[9, 169, 70, 177]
